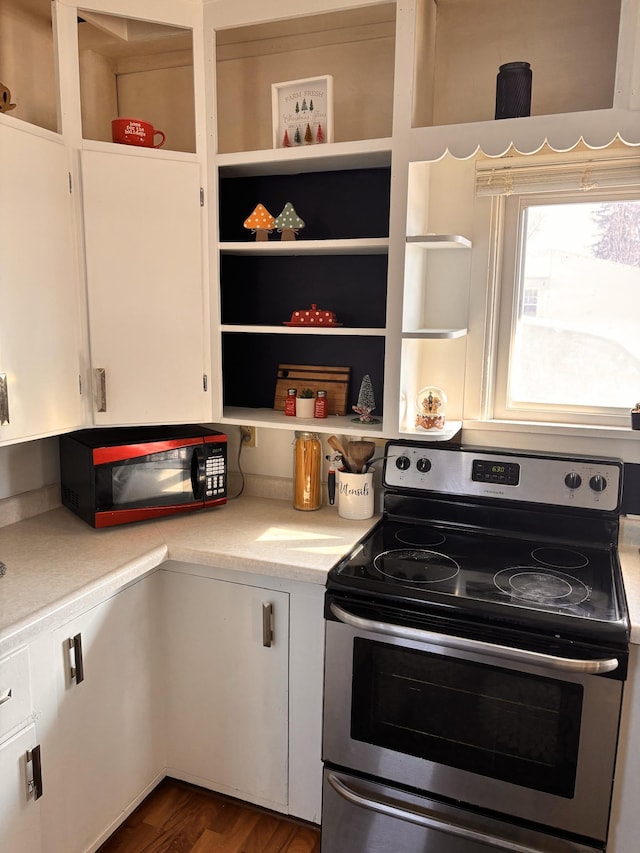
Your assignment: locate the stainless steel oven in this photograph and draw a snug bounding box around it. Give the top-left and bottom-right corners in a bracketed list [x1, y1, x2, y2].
[322, 443, 628, 853]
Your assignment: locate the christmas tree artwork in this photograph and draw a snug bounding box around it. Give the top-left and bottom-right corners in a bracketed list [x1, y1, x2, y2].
[352, 374, 379, 423]
[274, 202, 305, 241]
[243, 203, 275, 242]
[294, 126, 302, 144]
[282, 129, 291, 147]
[301, 98, 308, 111]
[304, 123, 313, 144]
[309, 99, 314, 112]
[295, 101, 300, 114]
[316, 124, 325, 144]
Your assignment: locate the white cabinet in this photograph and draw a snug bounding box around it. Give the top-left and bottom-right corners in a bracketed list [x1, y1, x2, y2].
[162, 566, 290, 810]
[81, 148, 210, 426]
[0, 646, 42, 853]
[38, 574, 164, 853]
[0, 726, 43, 853]
[0, 121, 84, 443]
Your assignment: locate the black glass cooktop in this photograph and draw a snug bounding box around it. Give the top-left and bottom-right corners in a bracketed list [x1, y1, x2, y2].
[329, 519, 628, 644]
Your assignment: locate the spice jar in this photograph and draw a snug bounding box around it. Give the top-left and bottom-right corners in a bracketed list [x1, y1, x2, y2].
[314, 389, 328, 418]
[285, 388, 297, 416]
[293, 431, 322, 511]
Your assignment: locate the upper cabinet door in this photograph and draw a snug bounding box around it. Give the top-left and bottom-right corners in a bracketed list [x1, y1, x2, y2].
[81, 149, 210, 426]
[0, 122, 84, 444]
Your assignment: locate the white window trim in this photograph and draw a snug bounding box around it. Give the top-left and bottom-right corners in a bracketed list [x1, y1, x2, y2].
[481, 183, 640, 430]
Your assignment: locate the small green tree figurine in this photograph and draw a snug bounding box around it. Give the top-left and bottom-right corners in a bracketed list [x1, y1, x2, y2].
[352, 374, 379, 423]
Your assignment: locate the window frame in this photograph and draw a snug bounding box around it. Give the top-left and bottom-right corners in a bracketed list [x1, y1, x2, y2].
[489, 186, 640, 428]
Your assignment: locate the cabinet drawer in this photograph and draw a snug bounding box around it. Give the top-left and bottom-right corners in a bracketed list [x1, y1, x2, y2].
[0, 647, 32, 741]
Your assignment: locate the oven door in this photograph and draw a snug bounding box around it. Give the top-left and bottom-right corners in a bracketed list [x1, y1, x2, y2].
[323, 599, 624, 843]
[322, 768, 600, 853]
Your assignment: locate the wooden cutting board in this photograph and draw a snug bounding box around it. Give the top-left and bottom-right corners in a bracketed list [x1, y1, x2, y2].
[274, 364, 350, 415]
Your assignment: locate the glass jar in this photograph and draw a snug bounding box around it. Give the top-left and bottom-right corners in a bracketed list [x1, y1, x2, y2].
[293, 431, 322, 511]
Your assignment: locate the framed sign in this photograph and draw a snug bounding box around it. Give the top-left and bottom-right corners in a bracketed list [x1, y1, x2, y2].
[272, 75, 333, 149]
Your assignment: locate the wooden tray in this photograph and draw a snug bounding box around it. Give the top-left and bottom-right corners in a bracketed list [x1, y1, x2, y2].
[274, 364, 350, 415]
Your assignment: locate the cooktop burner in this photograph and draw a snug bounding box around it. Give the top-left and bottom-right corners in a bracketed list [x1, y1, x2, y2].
[493, 566, 590, 606]
[373, 549, 460, 584]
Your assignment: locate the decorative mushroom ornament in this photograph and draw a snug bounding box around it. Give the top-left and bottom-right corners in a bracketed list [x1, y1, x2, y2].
[274, 202, 305, 241]
[243, 203, 275, 242]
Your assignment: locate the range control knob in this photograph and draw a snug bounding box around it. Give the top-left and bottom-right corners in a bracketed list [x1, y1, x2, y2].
[395, 455, 411, 471]
[416, 458, 432, 474]
[589, 474, 607, 493]
[564, 472, 582, 490]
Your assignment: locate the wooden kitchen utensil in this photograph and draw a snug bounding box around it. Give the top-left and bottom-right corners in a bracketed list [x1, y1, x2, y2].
[327, 434, 352, 472]
[346, 440, 376, 474]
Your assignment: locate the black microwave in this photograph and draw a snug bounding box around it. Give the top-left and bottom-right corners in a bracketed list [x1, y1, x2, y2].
[60, 425, 227, 528]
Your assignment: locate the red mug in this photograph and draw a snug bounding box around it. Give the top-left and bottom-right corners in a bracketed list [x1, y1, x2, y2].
[111, 118, 166, 148]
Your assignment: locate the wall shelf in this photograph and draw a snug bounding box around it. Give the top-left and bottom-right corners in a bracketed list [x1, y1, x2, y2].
[221, 406, 385, 436]
[400, 420, 462, 442]
[407, 235, 471, 249]
[219, 238, 389, 256]
[221, 325, 386, 336]
[402, 328, 467, 339]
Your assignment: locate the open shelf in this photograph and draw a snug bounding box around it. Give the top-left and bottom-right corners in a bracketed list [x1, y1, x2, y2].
[407, 235, 472, 249]
[216, 138, 392, 176]
[413, 0, 622, 130]
[221, 406, 385, 436]
[402, 329, 467, 340]
[215, 5, 396, 154]
[219, 238, 389, 256]
[400, 420, 462, 441]
[221, 326, 386, 336]
[1, 0, 58, 133]
[77, 10, 195, 153]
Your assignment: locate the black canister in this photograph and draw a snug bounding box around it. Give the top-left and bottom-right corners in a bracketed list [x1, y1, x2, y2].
[495, 61, 532, 119]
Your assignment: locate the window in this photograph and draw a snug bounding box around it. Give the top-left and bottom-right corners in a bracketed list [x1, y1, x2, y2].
[479, 151, 640, 427]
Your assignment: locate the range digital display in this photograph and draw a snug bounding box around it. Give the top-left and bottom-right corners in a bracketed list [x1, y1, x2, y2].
[472, 459, 520, 486]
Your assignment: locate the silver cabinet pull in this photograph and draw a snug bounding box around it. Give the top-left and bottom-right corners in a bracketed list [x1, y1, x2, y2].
[0, 687, 12, 705]
[67, 633, 85, 684]
[26, 745, 43, 800]
[0, 373, 9, 424]
[330, 602, 619, 674]
[262, 602, 274, 647]
[327, 772, 554, 853]
[94, 367, 107, 412]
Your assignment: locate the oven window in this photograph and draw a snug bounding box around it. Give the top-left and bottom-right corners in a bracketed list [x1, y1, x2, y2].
[351, 639, 583, 797]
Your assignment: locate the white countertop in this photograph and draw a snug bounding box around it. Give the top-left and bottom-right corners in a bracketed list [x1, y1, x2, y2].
[1, 497, 640, 656]
[0, 496, 378, 655]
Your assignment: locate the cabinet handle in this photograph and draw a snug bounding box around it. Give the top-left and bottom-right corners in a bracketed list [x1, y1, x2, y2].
[0, 687, 12, 705]
[67, 633, 85, 684]
[94, 367, 107, 412]
[26, 745, 43, 800]
[0, 373, 9, 424]
[262, 602, 274, 648]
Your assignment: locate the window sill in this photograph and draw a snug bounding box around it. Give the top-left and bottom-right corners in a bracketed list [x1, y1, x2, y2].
[461, 419, 640, 462]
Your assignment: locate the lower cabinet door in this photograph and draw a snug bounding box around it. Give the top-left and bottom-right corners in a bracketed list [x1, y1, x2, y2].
[44, 574, 163, 853]
[162, 568, 290, 809]
[0, 725, 43, 853]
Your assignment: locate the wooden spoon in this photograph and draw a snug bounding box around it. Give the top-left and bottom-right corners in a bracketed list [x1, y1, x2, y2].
[327, 435, 352, 472]
[346, 440, 376, 474]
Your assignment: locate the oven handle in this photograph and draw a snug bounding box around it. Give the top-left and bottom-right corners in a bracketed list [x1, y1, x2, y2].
[327, 772, 552, 853]
[329, 602, 619, 674]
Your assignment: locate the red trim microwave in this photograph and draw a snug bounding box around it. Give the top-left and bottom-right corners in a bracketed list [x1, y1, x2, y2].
[60, 425, 227, 528]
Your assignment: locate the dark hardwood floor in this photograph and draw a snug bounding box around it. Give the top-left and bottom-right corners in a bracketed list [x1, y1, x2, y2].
[97, 777, 321, 853]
